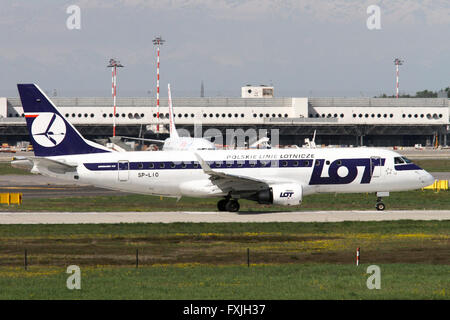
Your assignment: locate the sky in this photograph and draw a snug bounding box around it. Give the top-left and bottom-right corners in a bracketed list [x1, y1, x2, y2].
[0, 0, 449, 97]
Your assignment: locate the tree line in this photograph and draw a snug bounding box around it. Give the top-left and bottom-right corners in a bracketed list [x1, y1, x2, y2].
[377, 87, 449, 98]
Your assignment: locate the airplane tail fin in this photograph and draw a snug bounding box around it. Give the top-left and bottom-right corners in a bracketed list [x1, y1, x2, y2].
[167, 83, 179, 139]
[17, 84, 111, 157]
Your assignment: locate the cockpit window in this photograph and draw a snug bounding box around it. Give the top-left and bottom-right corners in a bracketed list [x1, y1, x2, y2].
[401, 157, 412, 163]
[394, 157, 405, 164]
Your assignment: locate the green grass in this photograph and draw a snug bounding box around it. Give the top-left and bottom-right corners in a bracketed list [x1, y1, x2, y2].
[0, 222, 448, 299]
[2, 189, 449, 212]
[0, 264, 448, 299]
[0, 221, 448, 267]
[0, 162, 32, 175]
[0, 220, 449, 237]
[414, 159, 450, 172]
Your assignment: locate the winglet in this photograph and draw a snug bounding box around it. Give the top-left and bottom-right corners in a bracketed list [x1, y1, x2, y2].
[168, 83, 179, 139]
[194, 153, 213, 174]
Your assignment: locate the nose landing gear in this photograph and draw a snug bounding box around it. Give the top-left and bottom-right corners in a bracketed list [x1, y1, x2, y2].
[375, 192, 389, 211]
[375, 198, 386, 211]
[217, 197, 240, 212]
[375, 191, 389, 211]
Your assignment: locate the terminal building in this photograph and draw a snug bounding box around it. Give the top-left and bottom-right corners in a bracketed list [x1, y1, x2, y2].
[0, 85, 449, 147]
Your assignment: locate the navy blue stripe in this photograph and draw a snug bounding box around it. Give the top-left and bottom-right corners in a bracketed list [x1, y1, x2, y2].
[394, 164, 422, 171]
[84, 159, 314, 171]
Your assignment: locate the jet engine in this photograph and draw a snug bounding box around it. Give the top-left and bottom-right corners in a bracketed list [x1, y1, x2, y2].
[251, 183, 303, 206]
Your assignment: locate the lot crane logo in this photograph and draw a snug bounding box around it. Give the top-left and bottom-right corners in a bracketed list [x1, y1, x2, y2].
[30, 112, 66, 147]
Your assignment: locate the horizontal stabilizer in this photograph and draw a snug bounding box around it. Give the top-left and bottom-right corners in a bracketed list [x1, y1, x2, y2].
[12, 157, 77, 175]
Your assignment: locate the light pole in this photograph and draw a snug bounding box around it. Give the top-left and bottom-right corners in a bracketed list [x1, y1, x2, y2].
[152, 36, 165, 133]
[394, 58, 403, 98]
[107, 59, 124, 137]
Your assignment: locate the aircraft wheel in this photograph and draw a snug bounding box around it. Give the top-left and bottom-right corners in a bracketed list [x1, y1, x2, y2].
[217, 199, 228, 211]
[225, 199, 240, 212]
[375, 202, 385, 211]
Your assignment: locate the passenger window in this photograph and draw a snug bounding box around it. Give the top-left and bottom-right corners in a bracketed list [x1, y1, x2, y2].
[394, 157, 405, 164]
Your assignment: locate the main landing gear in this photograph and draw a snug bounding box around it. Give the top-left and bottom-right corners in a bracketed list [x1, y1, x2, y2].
[217, 197, 240, 212]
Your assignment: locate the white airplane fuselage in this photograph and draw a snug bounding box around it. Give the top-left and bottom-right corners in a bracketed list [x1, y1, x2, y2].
[43, 147, 433, 198]
[16, 83, 435, 212]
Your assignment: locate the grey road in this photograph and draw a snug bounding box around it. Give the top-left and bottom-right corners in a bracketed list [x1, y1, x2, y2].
[0, 210, 449, 224]
[0, 175, 130, 198]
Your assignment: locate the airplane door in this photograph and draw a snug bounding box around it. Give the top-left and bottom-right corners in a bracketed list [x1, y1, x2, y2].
[118, 160, 129, 182]
[370, 156, 381, 178]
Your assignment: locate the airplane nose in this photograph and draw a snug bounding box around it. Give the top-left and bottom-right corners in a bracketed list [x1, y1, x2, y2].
[421, 171, 435, 187]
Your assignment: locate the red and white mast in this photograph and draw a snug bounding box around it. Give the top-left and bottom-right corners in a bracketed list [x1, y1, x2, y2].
[394, 58, 403, 99]
[107, 58, 124, 137]
[112, 67, 116, 136]
[152, 36, 165, 133]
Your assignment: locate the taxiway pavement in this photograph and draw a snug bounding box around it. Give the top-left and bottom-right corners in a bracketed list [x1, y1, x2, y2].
[0, 210, 449, 224]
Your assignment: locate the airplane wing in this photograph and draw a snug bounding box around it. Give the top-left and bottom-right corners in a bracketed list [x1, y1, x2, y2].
[194, 153, 271, 193]
[11, 157, 77, 174]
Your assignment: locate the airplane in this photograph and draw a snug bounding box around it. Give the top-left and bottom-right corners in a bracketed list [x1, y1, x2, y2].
[121, 83, 217, 151]
[12, 83, 435, 212]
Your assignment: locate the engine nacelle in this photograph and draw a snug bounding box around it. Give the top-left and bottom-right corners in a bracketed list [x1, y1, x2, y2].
[253, 183, 303, 206]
